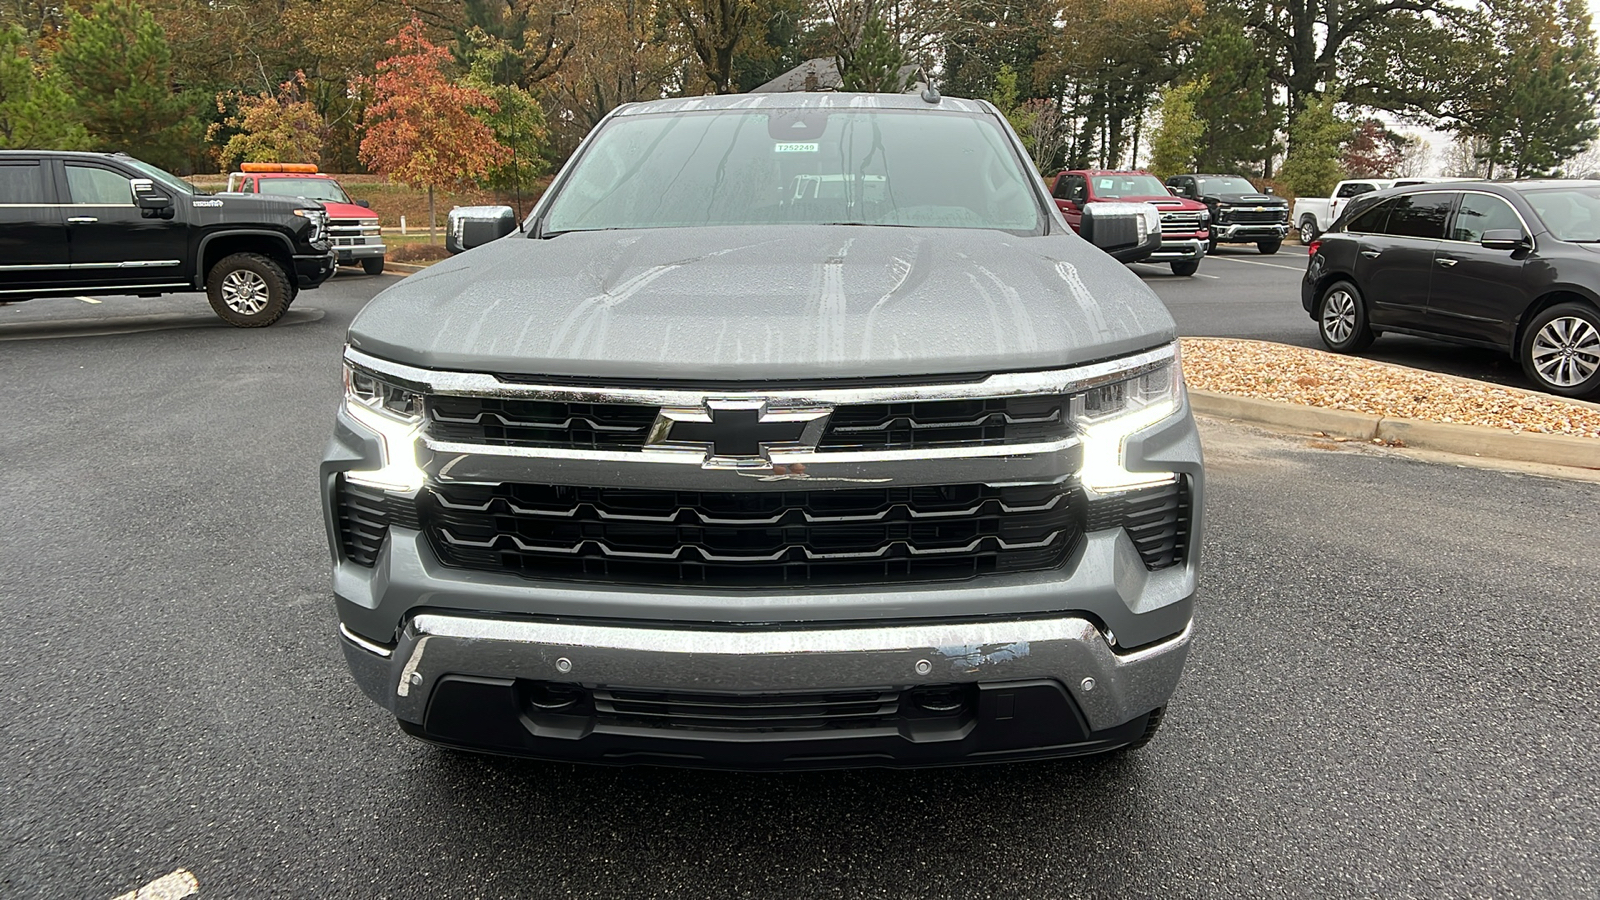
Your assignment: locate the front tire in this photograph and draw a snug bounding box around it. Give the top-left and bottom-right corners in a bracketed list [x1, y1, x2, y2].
[1520, 302, 1600, 398]
[1317, 280, 1376, 353]
[362, 256, 386, 276]
[1299, 217, 1319, 244]
[206, 252, 291, 327]
[1257, 239, 1283, 255]
[1171, 259, 1200, 277]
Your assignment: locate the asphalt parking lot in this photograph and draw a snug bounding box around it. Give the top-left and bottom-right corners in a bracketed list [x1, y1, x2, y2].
[2, 267, 1597, 899]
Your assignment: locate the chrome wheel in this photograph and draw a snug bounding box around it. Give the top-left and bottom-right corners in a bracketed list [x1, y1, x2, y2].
[1321, 289, 1357, 344]
[1530, 316, 1600, 387]
[1300, 220, 1316, 243]
[220, 269, 270, 315]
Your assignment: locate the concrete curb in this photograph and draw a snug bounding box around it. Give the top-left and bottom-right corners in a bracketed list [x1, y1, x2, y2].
[1190, 389, 1599, 471]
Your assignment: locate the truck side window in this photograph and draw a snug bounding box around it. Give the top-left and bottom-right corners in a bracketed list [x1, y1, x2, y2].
[0, 161, 46, 203]
[1336, 182, 1372, 199]
[240, 178, 255, 194]
[1051, 176, 1073, 201]
[65, 164, 133, 205]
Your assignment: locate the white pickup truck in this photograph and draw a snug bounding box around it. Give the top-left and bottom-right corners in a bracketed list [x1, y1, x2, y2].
[1293, 179, 1393, 243]
[1294, 177, 1476, 242]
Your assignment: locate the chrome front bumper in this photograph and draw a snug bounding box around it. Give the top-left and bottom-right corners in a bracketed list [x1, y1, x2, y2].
[1147, 238, 1206, 261]
[1215, 223, 1288, 240]
[335, 243, 387, 261]
[341, 613, 1191, 734]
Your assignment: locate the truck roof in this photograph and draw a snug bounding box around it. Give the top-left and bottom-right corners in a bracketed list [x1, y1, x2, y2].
[614, 92, 989, 117]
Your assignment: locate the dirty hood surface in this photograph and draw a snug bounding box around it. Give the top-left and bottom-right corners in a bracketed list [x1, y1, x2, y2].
[349, 225, 1176, 381]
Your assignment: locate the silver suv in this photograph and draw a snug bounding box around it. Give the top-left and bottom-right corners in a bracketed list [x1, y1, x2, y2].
[320, 93, 1202, 769]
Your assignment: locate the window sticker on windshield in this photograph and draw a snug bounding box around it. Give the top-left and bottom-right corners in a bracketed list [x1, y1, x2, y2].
[774, 142, 819, 153]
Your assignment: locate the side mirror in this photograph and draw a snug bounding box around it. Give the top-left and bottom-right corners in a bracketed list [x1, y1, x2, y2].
[1480, 229, 1530, 251]
[1079, 202, 1162, 262]
[130, 178, 173, 218]
[354, 199, 372, 209]
[446, 205, 516, 254]
[1264, 186, 1275, 195]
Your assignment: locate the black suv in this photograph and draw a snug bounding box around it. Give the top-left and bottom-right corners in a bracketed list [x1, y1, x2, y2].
[1304, 180, 1600, 399]
[0, 151, 335, 326]
[1166, 173, 1289, 255]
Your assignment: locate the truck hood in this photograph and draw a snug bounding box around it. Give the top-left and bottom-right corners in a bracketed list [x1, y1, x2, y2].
[321, 200, 378, 221]
[348, 225, 1177, 381]
[1209, 192, 1287, 207]
[1120, 195, 1208, 211]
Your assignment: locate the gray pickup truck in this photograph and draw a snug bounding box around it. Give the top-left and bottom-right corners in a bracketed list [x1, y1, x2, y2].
[321, 93, 1202, 769]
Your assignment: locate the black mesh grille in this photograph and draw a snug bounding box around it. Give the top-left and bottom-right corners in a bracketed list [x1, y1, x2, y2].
[423, 481, 1082, 587]
[817, 396, 1068, 451]
[426, 396, 657, 451]
[334, 478, 419, 566]
[1223, 208, 1287, 224]
[595, 687, 904, 732]
[1085, 478, 1191, 570]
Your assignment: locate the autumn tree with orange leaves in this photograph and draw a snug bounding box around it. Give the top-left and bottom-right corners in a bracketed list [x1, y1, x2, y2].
[359, 20, 507, 241]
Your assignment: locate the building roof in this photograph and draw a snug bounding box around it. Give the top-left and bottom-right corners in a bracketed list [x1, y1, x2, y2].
[750, 57, 924, 94]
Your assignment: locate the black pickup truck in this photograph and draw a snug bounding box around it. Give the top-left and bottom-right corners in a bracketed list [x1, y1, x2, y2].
[1165, 173, 1290, 255]
[0, 151, 335, 326]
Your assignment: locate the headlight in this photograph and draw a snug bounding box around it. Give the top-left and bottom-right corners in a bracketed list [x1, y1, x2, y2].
[294, 207, 327, 242]
[1075, 346, 1184, 493]
[342, 362, 425, 493]
[1198, 209, 1211, 224]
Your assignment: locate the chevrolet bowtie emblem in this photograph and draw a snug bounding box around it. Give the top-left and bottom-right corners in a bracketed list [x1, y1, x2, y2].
[647, 400, 832, 468]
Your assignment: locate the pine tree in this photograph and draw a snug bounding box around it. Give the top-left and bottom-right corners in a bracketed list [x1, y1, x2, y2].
[1148, 80, 1207, 180]
[839, 15, 908, 92]
[1189, 16, 1278, 175]
[53, 0, 202, 170]
[1277, 92, 1353, 198]
[0, 26, 90, 150]
[1480, 0, 1600, 177]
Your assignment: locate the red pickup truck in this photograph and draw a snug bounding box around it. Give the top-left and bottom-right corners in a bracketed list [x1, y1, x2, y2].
[1048, 170, 1210, 276]
[226, 164, 386, 275]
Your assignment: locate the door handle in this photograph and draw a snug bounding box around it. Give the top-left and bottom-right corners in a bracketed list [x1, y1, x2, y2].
[1359, 249, 1381, 258]
[66, 216, 98, 224]
[1436, 258, 1458, 267]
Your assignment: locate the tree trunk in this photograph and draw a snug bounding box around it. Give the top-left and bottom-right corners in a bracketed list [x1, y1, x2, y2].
[428, 185, 437, 243]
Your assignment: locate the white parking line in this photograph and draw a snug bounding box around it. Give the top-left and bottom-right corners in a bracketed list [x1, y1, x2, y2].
[76, 296, 103, 304]
[1209, 256, 1306, 272]
[1129, 264, 1220, 279]
[110, 868, 198, 900]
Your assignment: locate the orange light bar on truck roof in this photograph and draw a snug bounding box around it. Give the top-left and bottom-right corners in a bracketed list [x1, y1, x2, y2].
[239, 163, 319, 174]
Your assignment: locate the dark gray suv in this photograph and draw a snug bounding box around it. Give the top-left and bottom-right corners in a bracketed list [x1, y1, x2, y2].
[1304, 181, 1600, 399]
[321, 93, 1203, 768]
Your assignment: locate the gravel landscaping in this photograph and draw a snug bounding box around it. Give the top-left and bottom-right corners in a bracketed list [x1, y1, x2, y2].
[1180, 337, 1600, 440]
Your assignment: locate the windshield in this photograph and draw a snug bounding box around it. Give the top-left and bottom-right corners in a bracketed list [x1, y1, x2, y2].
[1524, 187, 1600, 242]
[258, 177, 350, 204]
[542, 109, 1042, 234]
[1090, 174, 1170, 199]
[122, 158, 193, 196]
[1199, 176, 1260, 195]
